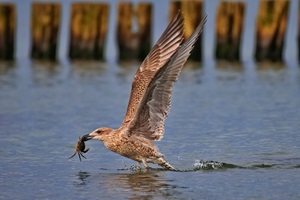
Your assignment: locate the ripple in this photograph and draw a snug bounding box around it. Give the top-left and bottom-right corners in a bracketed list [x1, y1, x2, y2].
[112, 159, 300, 173]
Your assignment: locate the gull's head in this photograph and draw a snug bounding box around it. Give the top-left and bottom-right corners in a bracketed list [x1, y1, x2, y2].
[82, 127, 113, 142]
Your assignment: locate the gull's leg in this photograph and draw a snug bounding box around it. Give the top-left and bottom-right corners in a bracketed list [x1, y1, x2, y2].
[136, 162, 142, 169]
[142, 159, 149, 170]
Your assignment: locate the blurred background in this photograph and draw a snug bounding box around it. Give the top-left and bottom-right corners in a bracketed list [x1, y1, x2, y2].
[0, 0, 298, 64]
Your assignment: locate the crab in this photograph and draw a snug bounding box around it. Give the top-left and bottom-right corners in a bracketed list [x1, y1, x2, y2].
[69, 136, 90, 161]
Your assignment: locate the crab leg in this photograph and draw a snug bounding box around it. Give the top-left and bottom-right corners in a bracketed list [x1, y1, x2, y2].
[79, 152, 87, 159]
[69, 152, 77, 159]
[78, 152, 82, 161]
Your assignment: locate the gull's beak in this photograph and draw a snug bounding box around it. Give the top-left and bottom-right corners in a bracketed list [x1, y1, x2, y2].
[82, 133, 94, 141]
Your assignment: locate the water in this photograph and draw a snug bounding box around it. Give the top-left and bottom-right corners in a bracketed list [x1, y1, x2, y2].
[0, 59, 300, 199]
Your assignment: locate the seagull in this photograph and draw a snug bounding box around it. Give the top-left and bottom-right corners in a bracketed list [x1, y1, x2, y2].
[81, 12, 207, 171]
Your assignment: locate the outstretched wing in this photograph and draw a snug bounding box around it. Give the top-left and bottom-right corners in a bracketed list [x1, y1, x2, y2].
[128, 14, 207, 141]
[122, 12, 184, 125]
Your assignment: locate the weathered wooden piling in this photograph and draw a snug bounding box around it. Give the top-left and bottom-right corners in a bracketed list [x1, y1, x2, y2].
[215, 1, 245, 62]
[170, 0, 204, 62]
[69, 3, 109, 60]
[31, 3, 60, 60]
[0, 4, 15, 60]
[255, 0, 289, 62]
[117, 2, 152, 61]
[298, 2, 300, 62]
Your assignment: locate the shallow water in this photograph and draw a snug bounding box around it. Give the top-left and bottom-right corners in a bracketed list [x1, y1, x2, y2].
[0, 60, 300, 199]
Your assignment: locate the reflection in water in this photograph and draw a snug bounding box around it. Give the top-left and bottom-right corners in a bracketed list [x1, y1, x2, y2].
[256, 62, 288, 84]
[256, 61, 286, 70]
[31, 60, 61, 85]
[214, 61, 244, 82]
[70, 158, 300, 199]
[74, 171, 91, 187]
[0, 61, 16, 75]
[216, 60, 243, 71]
[103, 171, 186, 199]
[117, 60, 140, 69]
[32, 60, 60, 74]
[0, 62, 17, 86]
[116, 60, 139, 82]
[74, 170, 185, 199]
[29, 60, 114, 86]
[70, 61, 107, 78]
[183, 61, 203, 70]
[116, 61, 204, 84]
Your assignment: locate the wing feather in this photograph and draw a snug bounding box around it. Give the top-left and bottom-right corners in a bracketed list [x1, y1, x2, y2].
[122, 12, 185, 125]
[128, 14, 207, 140]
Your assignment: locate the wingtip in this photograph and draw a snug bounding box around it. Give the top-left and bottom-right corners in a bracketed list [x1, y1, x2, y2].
[202, 13, 208, 23]
[177, 9, 182, 15]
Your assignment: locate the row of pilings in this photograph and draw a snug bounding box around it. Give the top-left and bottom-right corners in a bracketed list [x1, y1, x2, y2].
[0, 0, 297, 62]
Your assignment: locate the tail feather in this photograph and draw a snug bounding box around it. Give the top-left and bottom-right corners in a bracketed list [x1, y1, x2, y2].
[157, 158, 177, 171]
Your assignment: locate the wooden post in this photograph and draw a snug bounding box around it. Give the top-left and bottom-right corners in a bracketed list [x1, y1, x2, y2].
[298, 2, 300, 62]
[170, 0, 204, 62]
[31, 3, 60, 60]
[255, 0, 290, 62]
[0, 4, 15, 60]
[136, 3, 152, 61]
[215, 1, 245, 61]
[69, 3, 109, 60]
[117, 2, 152, 61]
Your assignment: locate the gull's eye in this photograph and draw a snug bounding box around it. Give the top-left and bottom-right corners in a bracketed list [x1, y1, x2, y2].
[96, 130, 102, 134]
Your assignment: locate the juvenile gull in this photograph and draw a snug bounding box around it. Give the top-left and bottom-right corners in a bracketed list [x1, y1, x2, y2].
[80, 12, 207, 170]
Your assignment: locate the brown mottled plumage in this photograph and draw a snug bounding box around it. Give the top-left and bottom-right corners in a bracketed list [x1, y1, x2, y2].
[80, 12, 207, 170]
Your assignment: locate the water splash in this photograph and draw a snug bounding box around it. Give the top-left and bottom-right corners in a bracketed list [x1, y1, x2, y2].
[114, 159, 300, 172]
[193, 159, 224, 170]
[115, 161, 241, 172]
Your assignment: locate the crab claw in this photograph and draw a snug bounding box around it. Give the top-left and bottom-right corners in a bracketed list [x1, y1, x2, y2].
[83, 147, 90, 153]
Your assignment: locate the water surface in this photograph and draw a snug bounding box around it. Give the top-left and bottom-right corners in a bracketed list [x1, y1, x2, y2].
[0, 60, 300, 199]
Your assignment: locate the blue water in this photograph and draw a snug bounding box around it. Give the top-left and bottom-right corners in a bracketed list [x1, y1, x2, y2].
[0, 59, 300, 199]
